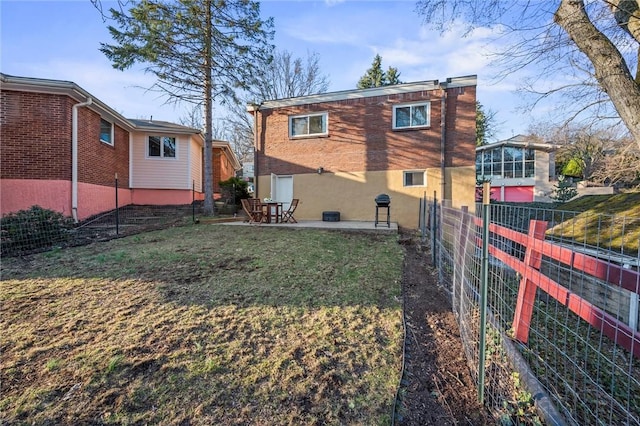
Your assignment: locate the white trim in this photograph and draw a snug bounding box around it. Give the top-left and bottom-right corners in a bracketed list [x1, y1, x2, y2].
[186, 136, 192, 190]
[128, 132, 133, 188]
[100, 118, 114, 146]
[146, 135, 178, 160]
[262, 81, 440, 109]
[476, 134, 559, 153]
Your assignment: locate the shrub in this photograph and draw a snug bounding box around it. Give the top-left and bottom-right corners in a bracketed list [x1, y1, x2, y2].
[1, 206, 74, 256]
[552, 175, 578, 202]
[219, 177, 251, 205]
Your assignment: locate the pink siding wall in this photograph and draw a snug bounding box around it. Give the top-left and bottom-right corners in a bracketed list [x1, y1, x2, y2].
[1, 179, 73, 217]
[78, 182, 132, 220]
[131, 189, 202, 205]
[1, 179, 133, 220]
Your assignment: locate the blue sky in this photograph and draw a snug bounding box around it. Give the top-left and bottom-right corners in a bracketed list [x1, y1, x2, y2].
[1, 0, 538, 141]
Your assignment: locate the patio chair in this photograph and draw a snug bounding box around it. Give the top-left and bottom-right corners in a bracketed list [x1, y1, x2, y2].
[281, 199, 299, 223]
[241, 198, 264, 224]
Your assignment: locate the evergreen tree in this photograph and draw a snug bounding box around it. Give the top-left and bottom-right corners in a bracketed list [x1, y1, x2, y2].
[476, 101, 497, 146]
[357, 54, 402, 89]
[100, 0, 274, 215]
[385, 66, 402, 85]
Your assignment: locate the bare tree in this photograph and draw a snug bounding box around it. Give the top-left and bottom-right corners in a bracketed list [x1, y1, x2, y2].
[591, 138, 640, 187]
[415, 1, 640, 149]
[255, 49, 330, 101]
[224, 49, 330, 166]
[529, 122, 631, 184]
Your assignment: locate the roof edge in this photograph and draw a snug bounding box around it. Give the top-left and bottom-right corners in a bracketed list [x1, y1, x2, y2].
[1, 73, 134, 130]
[252, 75, 477, 110]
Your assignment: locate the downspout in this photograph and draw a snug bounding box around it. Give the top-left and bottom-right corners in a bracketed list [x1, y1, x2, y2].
[72, 97, 92, 223]
[440, 85, 446, 201]
[252, 103, 261, 196]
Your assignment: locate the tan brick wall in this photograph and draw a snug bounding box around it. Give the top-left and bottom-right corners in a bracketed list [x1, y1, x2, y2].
[256, 166, 476, 228]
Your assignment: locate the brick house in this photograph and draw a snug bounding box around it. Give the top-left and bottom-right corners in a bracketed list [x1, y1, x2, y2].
[0, 73, 240, 221]
[249, 76, 477, 227]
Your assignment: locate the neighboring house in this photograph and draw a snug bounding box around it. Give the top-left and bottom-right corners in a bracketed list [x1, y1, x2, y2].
[0, 73, 240, 221]
[475, 134, 559, 202]
[212, 141, 242, 194]
[249, 76, 478, 227]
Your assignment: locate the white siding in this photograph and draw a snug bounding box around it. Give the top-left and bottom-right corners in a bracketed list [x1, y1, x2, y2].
[131, 132, 191, 189]
[190, 139, 203, 192]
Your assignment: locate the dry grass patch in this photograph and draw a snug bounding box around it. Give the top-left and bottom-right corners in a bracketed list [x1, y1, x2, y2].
[550, 191, 640, 254]
[1, 225, 403, 425]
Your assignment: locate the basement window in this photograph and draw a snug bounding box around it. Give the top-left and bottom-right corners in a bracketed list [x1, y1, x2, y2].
[403, 170, 426, 187]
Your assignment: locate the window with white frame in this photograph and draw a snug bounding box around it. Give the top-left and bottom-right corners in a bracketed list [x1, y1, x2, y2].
[148, 136, 177, 158]
[403, 170, 426, 187]
[393, 102, 430, 129]
[289, 112, 328, 138]
[100, 118, 114, 145]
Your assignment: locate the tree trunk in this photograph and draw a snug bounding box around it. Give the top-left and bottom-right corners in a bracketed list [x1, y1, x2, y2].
[555, 0, 640, 149]
[202, 0, 214, 215]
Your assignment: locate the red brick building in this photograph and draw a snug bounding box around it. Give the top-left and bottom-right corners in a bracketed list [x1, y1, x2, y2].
[249, 76, 477, 227]
[1, 74, 240, 221]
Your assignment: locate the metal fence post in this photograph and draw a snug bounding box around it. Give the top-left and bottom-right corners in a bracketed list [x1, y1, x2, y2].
[478, 181, 490, 403]
[192, 180, 196, 223]
[432, 192, 437, 267]
[420, 191, 427, 243]
[115, 172, 119, 235]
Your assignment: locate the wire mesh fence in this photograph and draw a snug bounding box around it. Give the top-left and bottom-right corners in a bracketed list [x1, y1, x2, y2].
[420, 197, 640, 425]
[1, 204, 202, 257]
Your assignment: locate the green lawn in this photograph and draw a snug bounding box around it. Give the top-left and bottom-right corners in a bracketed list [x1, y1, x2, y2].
[1, 225, 404, 425]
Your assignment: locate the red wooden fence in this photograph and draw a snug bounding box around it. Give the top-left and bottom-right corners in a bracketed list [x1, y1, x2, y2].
[471, 217, 640, 359]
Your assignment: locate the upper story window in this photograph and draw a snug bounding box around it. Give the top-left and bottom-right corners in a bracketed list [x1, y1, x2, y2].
[289, 112, 328, 138]
[403, 170, 426, 187]
[100, 118, 114, 145]
[148, 136, 176, 159]
[475, 146, 535, 179]
[393, 102, 430, 129]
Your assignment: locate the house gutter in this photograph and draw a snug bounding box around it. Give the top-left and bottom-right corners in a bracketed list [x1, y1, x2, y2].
[72, 97, 92, 223]
[248, 103, 261, 196]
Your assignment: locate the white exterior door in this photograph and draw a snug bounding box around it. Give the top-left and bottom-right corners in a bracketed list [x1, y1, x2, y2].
[274, 175, 293, 211]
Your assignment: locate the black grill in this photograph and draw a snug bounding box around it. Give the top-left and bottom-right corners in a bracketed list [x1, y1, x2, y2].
[374, 194, 390, 227]
[375, 194, 391, 207]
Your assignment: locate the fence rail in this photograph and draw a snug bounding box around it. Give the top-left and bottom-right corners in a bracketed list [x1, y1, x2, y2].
[421, 197, 640, 425]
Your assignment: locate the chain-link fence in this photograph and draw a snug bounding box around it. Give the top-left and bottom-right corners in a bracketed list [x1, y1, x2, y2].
[419, 197, 640, 425]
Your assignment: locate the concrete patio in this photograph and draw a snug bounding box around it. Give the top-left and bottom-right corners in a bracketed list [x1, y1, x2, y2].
[220, 219, 398, 234]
